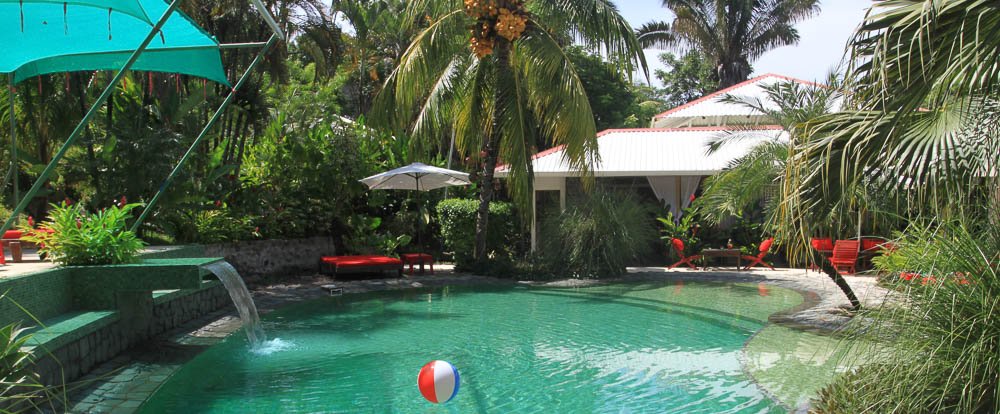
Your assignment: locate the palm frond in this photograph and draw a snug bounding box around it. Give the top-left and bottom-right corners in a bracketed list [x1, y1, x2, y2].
[530, 0, 648, 81]
[515, 25, 600, 179]
[369, 7, 466, 133]
[635, 21, 676, 49]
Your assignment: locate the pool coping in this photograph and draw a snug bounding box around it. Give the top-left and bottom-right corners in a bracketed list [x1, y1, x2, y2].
[61, 269, 888, 413]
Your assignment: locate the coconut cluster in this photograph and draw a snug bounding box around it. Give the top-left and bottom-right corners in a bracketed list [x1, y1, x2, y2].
[464, 0, 528, 58]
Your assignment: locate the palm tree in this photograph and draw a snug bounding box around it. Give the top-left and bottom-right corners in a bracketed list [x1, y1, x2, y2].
[790, 3, 1000, 410]
[372, 0, 645, 261]
[793, 0, 1000, 219]
[636, 0, 820, 88]
[697, 78, 875, 309]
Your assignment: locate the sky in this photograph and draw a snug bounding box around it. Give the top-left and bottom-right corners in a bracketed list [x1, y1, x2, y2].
[612, 0, 873, 85]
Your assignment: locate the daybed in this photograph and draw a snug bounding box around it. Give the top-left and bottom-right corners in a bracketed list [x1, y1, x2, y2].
[319, 255, 403, 277]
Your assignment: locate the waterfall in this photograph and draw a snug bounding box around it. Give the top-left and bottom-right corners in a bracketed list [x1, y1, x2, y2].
[203, 261, 266, 347]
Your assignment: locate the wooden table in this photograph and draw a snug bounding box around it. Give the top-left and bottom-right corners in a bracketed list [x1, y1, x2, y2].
[700, 248, 743, 270]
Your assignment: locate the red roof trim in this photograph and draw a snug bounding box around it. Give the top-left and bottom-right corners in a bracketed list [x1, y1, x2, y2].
[495, 125, 784, 171]
[652, 73, 825, 120]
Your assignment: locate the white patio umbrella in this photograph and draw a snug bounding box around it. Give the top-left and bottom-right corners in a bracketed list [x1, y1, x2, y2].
[360, 162, 471, 191]
[360, 162, 472, 245]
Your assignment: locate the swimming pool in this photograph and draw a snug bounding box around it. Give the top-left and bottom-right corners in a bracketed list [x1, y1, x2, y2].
[138, 282, 839, 413]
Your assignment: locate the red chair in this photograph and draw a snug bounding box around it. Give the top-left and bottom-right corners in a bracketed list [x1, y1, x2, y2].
[828, 240, 860, 274]
[808, 237, 834, 271]
[668, 238, 702, 270]
[861, 237, 888, 252]
[742, 238, 775, 270]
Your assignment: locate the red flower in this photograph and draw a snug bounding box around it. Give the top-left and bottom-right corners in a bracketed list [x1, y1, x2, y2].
[117, 196, 127, 208]
[27, 216, 35, 228]
[75, 218, 82, 229]
[214, 200, 223, 207]
[64, 197, 73, 206]
[900, 272, 918, 281]
[689, 194, 697, 202]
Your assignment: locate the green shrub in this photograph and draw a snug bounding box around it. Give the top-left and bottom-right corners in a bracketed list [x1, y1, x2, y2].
[20, 202, 146, 266]
[193, 210, 256, 244]
[814, 220, 1000, 413]
[538, 192, 659, 278]
[436, 199, 518, 268]
[0, 322, 44, 409]
[343, 215, 412, 256]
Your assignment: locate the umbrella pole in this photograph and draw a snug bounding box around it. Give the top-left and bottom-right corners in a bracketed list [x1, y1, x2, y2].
[8, 76, 17, 214]
[416, 178, 421, 249]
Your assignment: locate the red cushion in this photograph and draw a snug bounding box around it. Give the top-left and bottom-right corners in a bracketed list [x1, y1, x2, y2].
[862, 238, 884, 251]
[810, 238, 833, 251]
[759, 238, 774, 253]
[321, 255, 402, 267]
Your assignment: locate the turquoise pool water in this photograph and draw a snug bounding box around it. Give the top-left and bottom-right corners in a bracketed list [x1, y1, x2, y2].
[138, 282, 810, 413]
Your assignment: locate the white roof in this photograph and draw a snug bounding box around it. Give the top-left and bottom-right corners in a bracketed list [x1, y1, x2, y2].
[652, 73, 828, 128]
[496, 127, 787, 178]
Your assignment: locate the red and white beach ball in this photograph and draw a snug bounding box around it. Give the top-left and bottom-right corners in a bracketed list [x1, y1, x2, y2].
[417, 360, 460, 403]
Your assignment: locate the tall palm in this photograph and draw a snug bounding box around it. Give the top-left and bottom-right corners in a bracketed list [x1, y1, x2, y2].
[372, 0, 645, 261]
[636, 0, 819, 88]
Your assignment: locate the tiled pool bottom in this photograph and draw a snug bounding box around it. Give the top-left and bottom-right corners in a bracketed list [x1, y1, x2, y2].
[65, 313, 245, 413]
[66, 281, 859, 413]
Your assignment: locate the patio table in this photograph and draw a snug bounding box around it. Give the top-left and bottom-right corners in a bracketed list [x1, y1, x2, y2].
[699, 248, 743, 271]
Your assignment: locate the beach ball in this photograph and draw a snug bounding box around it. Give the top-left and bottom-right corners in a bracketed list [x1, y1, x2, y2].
[418, 360, 460, 403]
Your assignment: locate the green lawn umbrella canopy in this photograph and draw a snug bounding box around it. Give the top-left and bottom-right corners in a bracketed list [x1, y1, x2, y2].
[1, 0, 229, 86]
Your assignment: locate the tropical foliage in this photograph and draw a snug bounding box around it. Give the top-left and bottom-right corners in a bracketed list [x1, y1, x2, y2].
[537, 191, 659, 278]
[784, 0, 1000, 410]
[20, 202, 146, 266]
[372, 0, 646, 261]
[655, 51, 718, 107]
[436, 198, 520, 269]
[0, 321, 45, 412]
[637, 0, 820, 87]
[815, 219, 1000, 413]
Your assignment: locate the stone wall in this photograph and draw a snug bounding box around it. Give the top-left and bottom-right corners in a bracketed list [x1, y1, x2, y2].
[32, 283, 231, 386]
[203, 236, 336, 280]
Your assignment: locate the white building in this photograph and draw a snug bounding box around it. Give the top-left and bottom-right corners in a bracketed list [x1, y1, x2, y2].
[497, 73, 819, 249]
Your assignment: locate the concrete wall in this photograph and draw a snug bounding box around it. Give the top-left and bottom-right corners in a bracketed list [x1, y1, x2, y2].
[203, 236, 336, 280]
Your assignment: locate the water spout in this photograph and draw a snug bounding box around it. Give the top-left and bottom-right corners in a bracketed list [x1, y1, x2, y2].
[203, 261, 266, 347]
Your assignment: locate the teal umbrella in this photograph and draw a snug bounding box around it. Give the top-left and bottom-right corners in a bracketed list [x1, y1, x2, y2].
[0, 0, 286, 240]
[2, 0, 229, 211]
[1, 1, 228, 85]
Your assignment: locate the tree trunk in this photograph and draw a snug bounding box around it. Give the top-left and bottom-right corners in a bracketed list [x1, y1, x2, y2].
[473, 39, 512, 262]
[716, 57, 752, 89]
[77, 75, 102, 203]
[815, 250, 862, 310]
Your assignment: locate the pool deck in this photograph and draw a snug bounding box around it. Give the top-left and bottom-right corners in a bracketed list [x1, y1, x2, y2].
[61, 265, 890, 413]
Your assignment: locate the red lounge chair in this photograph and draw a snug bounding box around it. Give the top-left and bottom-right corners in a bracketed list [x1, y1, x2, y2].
[668, 238, 702, 270]
[742, 238, 776, 270]
[828, 240, 860, 274]
[319, 255, 403, 277]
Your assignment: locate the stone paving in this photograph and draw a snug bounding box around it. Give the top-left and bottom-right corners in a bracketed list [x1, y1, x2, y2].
[60, 265, 892, 413]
